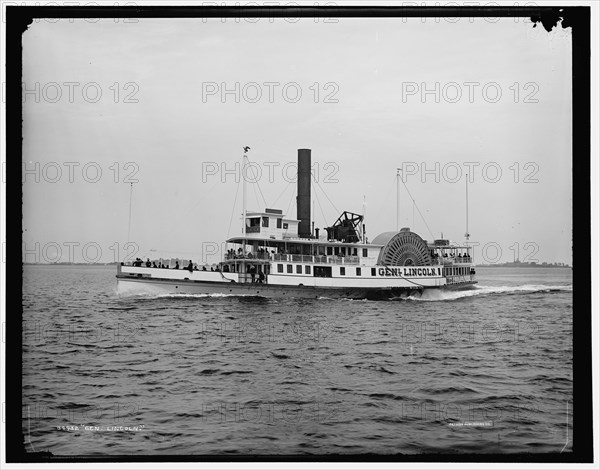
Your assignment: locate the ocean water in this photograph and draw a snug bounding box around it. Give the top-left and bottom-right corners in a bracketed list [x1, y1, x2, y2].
[22, 265, 573, 456]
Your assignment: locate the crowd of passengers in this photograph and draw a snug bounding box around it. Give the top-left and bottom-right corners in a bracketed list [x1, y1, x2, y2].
[129, 258, 218, 272]
[225, 247, 273, 260]
[224, 247, 361, 260]
[431, 251, 472, 262]
[127, 257, 266, 283]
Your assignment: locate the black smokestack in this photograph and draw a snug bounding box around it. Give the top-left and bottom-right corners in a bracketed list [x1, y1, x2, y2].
[297, 149, 311, 238]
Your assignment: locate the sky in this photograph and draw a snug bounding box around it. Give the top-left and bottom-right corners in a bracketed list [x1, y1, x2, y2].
[20, 15, 573, 265]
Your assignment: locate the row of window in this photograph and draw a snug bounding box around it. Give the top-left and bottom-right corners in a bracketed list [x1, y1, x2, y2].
[320, 247, 369, 257]
[443, 267, 471, 276]
[268, 247, 370, 257]
[249, 217, 287, 229]
[276, 264, 373, 276]
[278, 264, 312, 274]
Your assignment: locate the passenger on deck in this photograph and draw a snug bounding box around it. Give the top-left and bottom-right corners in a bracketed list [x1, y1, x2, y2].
[202, 266, 207, 271]
[146, 258, 151, 267]
[211, 267, 215, 272]
[223, 265, 230, 272]
[187, 260, 193, 272]
[259, 270, 265, 284]
[174, 262, 179, 269]
[152, 262, 157, 268]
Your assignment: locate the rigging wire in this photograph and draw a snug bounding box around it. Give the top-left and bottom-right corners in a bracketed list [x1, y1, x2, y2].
[399, 177, 436, 240]
[311, 180, 329, 228]
[227, 170, 242, 238]
[314, 179, 339, 215]
[246, 161, 268, 209]
[255, 177, 268, 209]
[371, 176, 397, 223]
[271, 180, 293, 207]
[284, 185, 296, 218]
[183, 176, 223, 219]
[251, 178, 261, 210]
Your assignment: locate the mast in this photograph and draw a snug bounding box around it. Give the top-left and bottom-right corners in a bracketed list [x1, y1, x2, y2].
[464, 175, 470, 242]
[127, 182, 133, 244]
[242, 150, 248, 252]
[396, 168, 400, 231]
[242, 156, 246, 237]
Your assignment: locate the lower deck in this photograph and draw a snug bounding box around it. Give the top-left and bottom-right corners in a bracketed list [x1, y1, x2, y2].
[116, 273, 477, 300]
[117, 261, 477, 296]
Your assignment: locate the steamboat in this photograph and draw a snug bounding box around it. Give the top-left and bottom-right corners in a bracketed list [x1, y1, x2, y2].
[116, 149, 476, 299]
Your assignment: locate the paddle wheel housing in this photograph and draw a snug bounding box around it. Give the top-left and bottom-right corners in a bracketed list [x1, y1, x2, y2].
[373, 228, 433, 266]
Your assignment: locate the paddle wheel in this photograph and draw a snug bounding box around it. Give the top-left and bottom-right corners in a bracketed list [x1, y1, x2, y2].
[373, 228, 432, 266]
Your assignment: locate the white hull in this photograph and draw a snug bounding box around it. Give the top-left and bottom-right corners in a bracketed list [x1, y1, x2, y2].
[116, 265, 476, 300]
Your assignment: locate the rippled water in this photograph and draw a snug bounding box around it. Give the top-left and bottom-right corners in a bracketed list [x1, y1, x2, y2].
[22, 265, 573, 455]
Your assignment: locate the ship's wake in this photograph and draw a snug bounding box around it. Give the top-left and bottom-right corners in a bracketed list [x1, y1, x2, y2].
[117, 291, 261, 299]
[406, 284, 573, 302]
[115, 284, 572, 302]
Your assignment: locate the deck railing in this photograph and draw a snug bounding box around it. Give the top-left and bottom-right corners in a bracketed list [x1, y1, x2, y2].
[445, 273, 477, 284]
[437, 257, 473, 265]
[224, 253, 362, 265]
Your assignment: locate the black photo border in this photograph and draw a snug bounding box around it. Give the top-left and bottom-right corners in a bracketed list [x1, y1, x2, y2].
[4, 4, 593, 464]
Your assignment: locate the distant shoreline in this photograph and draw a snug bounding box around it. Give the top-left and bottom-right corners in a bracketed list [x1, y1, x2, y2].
[23, 262, 119, 266]
[22, 262, 572, 268]
[475, 263, 571, 268]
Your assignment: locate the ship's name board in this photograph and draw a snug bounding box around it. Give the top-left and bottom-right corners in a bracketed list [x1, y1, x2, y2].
[378, 267, 441, 277]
